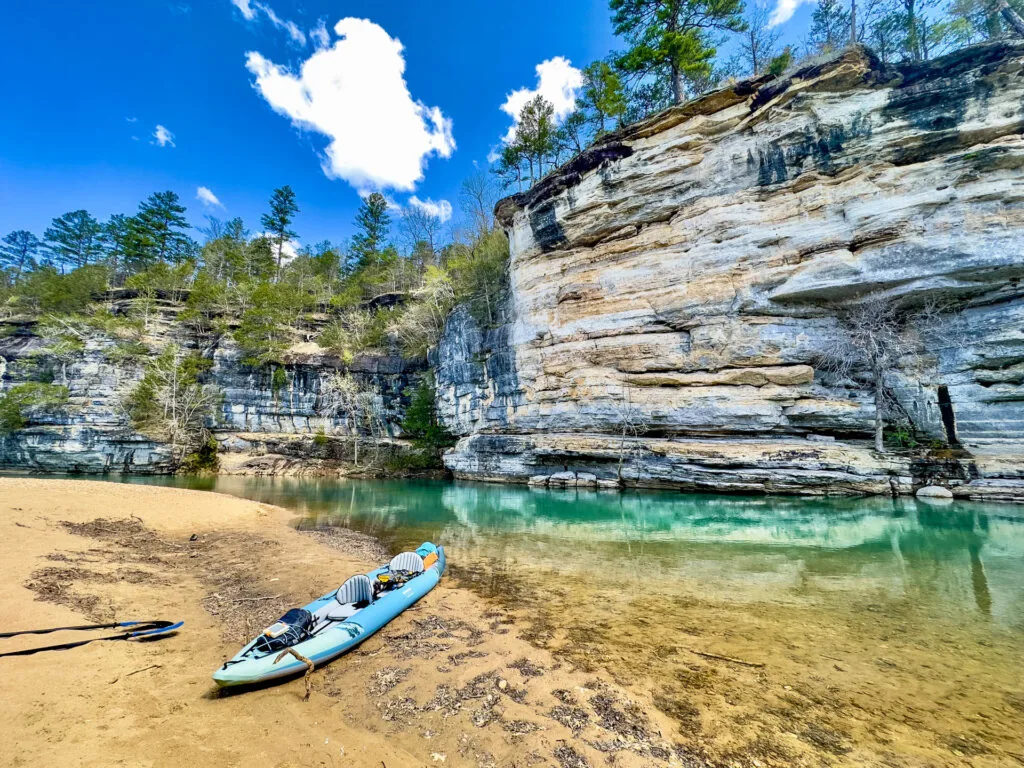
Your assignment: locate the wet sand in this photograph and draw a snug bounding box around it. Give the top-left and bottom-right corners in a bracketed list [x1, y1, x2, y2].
[0, 479, 687, 768]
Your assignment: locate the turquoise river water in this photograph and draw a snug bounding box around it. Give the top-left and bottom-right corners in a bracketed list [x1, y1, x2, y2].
[48, 475, 1024, 764]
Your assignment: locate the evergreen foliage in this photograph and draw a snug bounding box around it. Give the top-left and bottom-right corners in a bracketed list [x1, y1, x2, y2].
[400, 378, 456, 463]
[0, 383, 69, 434]
[43, 210, 104, 270]
[261, 185, 299, 274]
[610, 0, 747, 105]
[1, 230, 41, 283]
[350, 193, 392, 268]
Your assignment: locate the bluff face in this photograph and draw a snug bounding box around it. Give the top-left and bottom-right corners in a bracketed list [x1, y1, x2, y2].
[438, 44, 1024, 501]
[0, 297, 422, 474]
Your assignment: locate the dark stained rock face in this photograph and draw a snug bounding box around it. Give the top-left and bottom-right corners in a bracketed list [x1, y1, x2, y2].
[437, 43, 1024, 501]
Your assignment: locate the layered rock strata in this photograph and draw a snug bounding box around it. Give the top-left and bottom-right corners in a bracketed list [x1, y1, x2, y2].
[0, 300, 423, 473]
[439, 43, 1024, 501]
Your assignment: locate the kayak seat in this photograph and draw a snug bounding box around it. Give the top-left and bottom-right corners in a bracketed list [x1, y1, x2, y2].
[335, 574, 373, 607]
[389, 552, 424, 574]
[309, 575, 374, 628]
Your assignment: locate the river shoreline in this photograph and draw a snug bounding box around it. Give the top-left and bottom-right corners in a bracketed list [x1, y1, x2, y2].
[0, 478, 688, 768]
[3, 477, 1022, 767]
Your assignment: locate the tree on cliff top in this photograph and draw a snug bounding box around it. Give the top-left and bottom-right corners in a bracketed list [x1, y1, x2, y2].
[1, 230, 41, 282]
[739, 3, 782, 74]
[809, 0, 852, 51]
[43, 210, 104, 271]
[261, 185, 299, 276]
[611, 0, 747, 105]
[517, 95, 559, 181]
[579, 61, 628, 134]
[351, 193, 392, 269]
[134, 191, 194, 267]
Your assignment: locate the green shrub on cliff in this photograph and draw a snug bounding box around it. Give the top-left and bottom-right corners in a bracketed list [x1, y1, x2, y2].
[0, 382, 70, 433]
[233, 281, 313, 367]
[124, 345, 220, 469]
[401, 379, 455, 464]
[445, 229, 509, 327]
[13, 264, 107, 314]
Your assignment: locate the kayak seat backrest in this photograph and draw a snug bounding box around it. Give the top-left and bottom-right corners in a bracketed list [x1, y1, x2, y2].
[389, 551, 425, 574]
[335, 574, 373, 607]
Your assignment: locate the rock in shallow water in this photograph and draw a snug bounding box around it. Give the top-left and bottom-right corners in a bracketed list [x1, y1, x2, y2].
[916, 485, 954, 499]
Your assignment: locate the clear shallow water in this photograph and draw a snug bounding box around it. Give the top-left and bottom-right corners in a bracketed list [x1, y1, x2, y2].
[41, 474, 1024, 764]
[91, 475, 1024, 628]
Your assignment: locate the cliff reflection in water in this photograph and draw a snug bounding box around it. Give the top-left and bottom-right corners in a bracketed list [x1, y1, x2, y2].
[140, 476, 1024, 630]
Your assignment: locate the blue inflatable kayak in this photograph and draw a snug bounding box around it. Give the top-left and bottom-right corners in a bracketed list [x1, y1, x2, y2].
[213, 542, 445, 687]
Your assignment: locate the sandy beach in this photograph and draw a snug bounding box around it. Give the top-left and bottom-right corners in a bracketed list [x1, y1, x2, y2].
[0, 478, 685, 768]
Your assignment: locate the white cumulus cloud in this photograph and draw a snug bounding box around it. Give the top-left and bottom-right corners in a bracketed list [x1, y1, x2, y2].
[245, 18, 455, 193]
[152, 125, 175, 147]
[500, 57, 583, 144]
[408, 196, 453, 223]
[197, 186, 224, 208]
[260, 233, 301, 264]
[768, 0, 814, 26]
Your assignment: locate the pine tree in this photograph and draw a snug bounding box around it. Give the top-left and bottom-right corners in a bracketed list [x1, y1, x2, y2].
[810, 0, 853, 51]
[579, 61, 628, 134]
[350, 193, 391, 268]
[101, 214, 134, 283]
[134, 191, 193, 265]
[557, 111, 589, 160]
[260, 185, 299, 274]
[611, 0, 746, 105]
[1, 230, 41, 281]
[493, 144, 527, 192]
[43, 210, 104, 271]
[516, 95, 558, 181]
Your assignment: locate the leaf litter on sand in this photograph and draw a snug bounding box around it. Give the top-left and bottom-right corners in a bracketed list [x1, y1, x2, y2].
[34, 513, 695, 767]
[368, 666, 411, 696]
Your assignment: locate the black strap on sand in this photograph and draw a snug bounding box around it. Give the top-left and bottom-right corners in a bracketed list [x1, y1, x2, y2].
[0, 620, 182, 657]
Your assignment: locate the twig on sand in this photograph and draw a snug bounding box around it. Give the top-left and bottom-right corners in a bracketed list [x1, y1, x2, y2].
[683, 647, 765, 668]
[230, 594, 282, 603]
[274, 647, 315, 701]
[109, 664, 163, 684]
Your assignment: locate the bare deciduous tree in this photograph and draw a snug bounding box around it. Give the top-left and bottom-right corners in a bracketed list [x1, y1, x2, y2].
[125, 345, 220, 465]
[818, 298, 960, 452]
[613, 386, 650, 485]
[318, 373, 387, 467]
[399, 206, 443, 260]
[740, 4, 783, 75]
[459, 169, 499, 240]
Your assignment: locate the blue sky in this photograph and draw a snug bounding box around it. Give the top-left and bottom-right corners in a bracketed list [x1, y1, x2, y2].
[0, 0, 814, 248]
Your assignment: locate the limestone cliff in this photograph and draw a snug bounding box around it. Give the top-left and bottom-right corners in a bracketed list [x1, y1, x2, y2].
[438, 43, 1024, 501]
[0, 296, 423, 474]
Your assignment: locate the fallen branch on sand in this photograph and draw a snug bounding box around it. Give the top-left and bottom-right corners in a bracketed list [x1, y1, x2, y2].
[109, 664, 163, 684]
[683, 647, 764, 668]
[274, 647, 315, 701]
